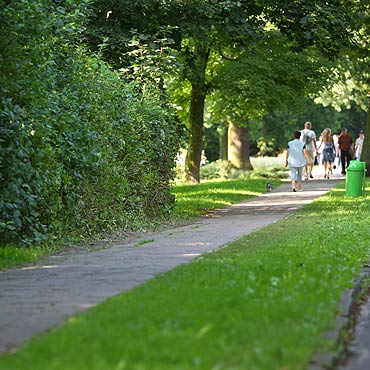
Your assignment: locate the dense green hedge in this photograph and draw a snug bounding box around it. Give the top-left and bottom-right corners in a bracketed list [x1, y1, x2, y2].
[0, 0, 182, 245]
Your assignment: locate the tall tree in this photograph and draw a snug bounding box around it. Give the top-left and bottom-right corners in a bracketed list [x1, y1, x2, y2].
[209, 30, 331, 167]
[87, 0, 270, 182]
[312, 0, 370, 172]
[87, 0, 265, 182]
[87, 0, 355, 182]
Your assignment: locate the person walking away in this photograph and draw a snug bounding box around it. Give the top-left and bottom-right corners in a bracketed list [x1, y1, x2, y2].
[200, 150, 208, 166]
[285, 131, 310, 192]
[355, 130, 365, 161]
[317, 128, 335, 179]
[316, 135, 324, 167]
[338, 128, 354, 174]
[300, 121, 317, 180]
[333, 133, 340, 171]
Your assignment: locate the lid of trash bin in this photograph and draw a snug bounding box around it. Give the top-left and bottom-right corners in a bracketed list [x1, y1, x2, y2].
[347, 160, 364, 171]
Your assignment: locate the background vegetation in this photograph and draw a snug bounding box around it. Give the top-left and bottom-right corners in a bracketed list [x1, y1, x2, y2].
[1, 0, 369, 247]
[0, 0, 182, 246]
[1, 2, 369, 367]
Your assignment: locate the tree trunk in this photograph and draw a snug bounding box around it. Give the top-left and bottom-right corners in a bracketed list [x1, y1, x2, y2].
[218, 123, 228, 160]
[228, 122, 253, 170]
[185, 43, 210, 183]
[362, 98, 370, 176]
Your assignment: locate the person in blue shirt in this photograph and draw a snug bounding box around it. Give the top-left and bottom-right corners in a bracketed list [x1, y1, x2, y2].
[285, 131, 310, 192]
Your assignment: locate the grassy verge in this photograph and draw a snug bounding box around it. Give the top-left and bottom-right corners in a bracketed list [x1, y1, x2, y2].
[0, 245, 49, 270]
[1, 180, 370, 369]
[171, 177, 282, 219]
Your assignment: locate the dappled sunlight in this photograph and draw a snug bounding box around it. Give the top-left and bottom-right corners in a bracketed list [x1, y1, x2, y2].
[182, 242, 209, 247]
[174, 176, 345, 221]
[208, 188, 260, 196]
[176, 198, 232, 207]
[75, 303, 96, 309]
[332, 208, 358, 215]
[250, 157, 285, 168]
[340, 197, 369, 204]
[172, 178, 273, 217]
[329, 188, 345, 194]
[182, 253, 202, 257]
[21, 265, 59, 271]
[178, 189, 260, 198]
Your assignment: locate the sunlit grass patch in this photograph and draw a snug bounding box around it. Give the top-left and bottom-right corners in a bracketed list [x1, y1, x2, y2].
[0, 245, 48, 270]
[172, 178, 281, 218]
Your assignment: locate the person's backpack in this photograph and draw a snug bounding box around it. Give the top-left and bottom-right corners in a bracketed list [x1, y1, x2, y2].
[302, 130, 313, 146]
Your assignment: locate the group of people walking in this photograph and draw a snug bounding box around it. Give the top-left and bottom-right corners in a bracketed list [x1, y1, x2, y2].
[285, 121, 365, 192]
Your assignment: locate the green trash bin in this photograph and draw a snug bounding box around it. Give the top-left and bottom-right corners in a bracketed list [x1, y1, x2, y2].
[346, 160, 366, 197]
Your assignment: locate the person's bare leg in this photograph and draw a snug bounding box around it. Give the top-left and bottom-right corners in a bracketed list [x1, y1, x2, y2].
[309, 162, 314, 178]
[297, 181, 302, 191]
[292, 179, 296, 191]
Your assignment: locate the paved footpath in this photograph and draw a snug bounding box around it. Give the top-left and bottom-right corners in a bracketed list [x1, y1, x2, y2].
[0, 172, 342, 355]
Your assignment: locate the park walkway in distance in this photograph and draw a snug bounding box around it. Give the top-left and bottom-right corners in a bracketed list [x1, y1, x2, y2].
[0, 170, 342, 355]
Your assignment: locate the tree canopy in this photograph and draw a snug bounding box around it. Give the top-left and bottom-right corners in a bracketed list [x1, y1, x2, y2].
[2, 0, 370, 246]
[87, 0, 362, 181]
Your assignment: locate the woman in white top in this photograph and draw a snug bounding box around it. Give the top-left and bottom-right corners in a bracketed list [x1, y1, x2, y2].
[355, 130, 365, 160]
[285, 131, 309, 192]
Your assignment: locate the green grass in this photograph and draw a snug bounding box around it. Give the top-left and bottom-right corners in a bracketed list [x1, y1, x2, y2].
[0, 245, 48, 270]
[1, 180, 370, 369]
[134, 239, 155, 247]
[171, 178, 281, 219]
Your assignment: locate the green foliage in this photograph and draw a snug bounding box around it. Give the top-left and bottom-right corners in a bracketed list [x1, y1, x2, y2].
[0, 0, 182, 246]
[211, 31, 331, 121]
[175, 158, 287, 182]
[200, 160, 239, 180]
[89, 1, 366, 178]
[198, 160, 284, 181]
[0, 100, 46, 245]
[268, 0, 354, 58]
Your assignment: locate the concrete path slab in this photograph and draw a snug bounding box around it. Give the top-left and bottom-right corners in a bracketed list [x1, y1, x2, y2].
[0, 172, 343, 354]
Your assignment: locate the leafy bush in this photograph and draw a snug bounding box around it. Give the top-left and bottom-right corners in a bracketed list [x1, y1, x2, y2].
[0, 0, 182, 245]
[198, 159, 288, 181]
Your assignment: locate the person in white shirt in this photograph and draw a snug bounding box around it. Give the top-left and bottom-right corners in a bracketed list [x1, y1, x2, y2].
[355, 130, 365, 160]
[285, 131, 310, 192]
[300, 121, 317, 180]
[333, 133, 340, 170]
